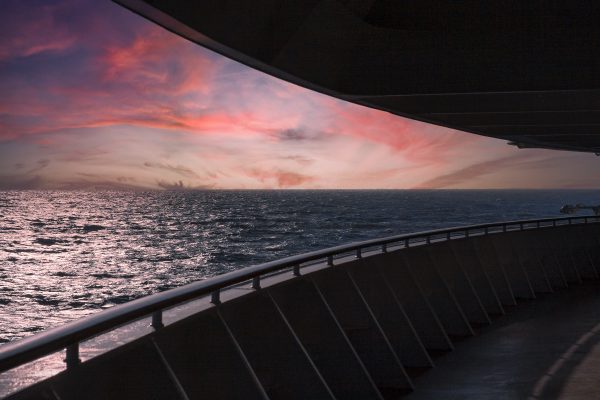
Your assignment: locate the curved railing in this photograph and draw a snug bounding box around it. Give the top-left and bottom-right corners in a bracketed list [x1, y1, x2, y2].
[1, 215, 598, 375]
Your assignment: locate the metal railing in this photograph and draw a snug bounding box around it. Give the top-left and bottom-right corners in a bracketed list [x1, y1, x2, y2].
[0, 215, 598, 375]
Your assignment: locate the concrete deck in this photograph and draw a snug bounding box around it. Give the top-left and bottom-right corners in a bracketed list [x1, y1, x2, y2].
[405, 282, 600, 399]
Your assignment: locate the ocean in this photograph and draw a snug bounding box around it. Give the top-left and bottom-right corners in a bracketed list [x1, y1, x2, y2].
[1, 189, 599, 344]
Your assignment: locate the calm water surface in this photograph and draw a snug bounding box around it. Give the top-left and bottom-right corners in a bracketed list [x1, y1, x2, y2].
[1, 189, 599, 343]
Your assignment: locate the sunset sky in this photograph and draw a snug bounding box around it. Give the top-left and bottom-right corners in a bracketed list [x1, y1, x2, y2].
[1, 0, 599, 190]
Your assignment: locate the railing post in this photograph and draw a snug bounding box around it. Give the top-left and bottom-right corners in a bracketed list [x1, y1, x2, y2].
[356, 248, 362, 258]
[536, 221, 540, 228]
[426, 236, 431, 244]
[446, 231, 450, 240]
[519, 223, 524, 230]
[65, 343, 81, 369]
[151, 311, 164, 329]
[252, 276, 261, 290]
[553, 220, 556, 227]
[502, 224, 507, 232]
[293, 265, 301, 276]
[405, 238, 410, 248]
[211, 290, 221, 305]
[327, 255, 334, 266]
[382, 243, 387, 253]
[568, 218, 572, 225]
[484, 227, 488, 234]
[465, 229, 470, 238]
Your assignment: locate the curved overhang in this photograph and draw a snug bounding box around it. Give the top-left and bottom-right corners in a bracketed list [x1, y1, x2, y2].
[114, 0, 600, 154]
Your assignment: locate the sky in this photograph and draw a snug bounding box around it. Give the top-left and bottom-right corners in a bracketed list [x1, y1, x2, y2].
[0, 0, 599, 190]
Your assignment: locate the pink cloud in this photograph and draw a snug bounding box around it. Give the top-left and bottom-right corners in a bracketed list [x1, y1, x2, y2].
[19, 37, 76, 58]
[321, 100, 475, 164]
[0, 2, 77, 61]
[0, 27, 225, 139]
[101, 28, 214, 95]
[246, 168, 314, 188]
[414, 153, 535, 188]
[4, 0, 584, 190]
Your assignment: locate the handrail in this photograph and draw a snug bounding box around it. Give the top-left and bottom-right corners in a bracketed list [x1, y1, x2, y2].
[0, 215, 598, 374]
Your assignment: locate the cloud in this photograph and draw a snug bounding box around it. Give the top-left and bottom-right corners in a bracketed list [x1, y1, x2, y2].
[414, 154, 530, 188]
[143, 161, 199, 178]
[0, 2, 223, 141]
[0, 1, 77, 61]
[276, 128, 320, 142]
[0, 175, 44, 190]
[156, 179, 215, 190]
[157, 180, 184, 190]
[321, 100, 475, 165]
[116, 176, 137, 183]
[280, 155, 314, 166]
[100, 28, 215, 96]
[1, 1, 595, 190]
[0, 171, 144, 190]
[26, 159, 50, 174]
[246, 168, 314, 188]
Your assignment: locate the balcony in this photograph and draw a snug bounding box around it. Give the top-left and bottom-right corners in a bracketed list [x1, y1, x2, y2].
[1, 216, 599, 399]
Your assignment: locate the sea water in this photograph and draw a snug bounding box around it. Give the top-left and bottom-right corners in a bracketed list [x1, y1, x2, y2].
[1, 189, 599, 343]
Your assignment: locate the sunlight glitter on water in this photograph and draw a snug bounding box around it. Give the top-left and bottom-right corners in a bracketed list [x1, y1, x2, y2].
[1, 189, 598, 343]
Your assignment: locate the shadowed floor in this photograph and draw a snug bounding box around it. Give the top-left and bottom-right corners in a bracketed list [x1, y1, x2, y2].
[405, 282, 600, 399]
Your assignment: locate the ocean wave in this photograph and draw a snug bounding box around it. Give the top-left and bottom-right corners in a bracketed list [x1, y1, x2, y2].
[83, 224, 105, 233]
[90, 272, 117, 279]
[90, 272, 135, 279]
[6, 247, 38, 253]
[41, 249, 68, 254]
[103, 295, 134, 305]
[53, 271, 76, 277]
[1, 189, 597, 345]
[32, 296, 62, 306]
[34, 238, 60, 246]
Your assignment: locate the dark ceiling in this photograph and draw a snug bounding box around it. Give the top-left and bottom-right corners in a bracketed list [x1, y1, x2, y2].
[115, 0, 600, 154]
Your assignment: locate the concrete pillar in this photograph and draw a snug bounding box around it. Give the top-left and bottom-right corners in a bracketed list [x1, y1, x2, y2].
[533, 229, 568, 289]
[581, 224, 600, 274]
[374, 252, 453, 352]
[559, 225, 595, 280]
[472, 236, 516, 306]
[450, 239, 504, 315]
[547, 227, 582, 284]
[154, 309, 269, 400]
[38, 338, 184, 400]
[572, 225, 600, 278]
[402, 247, 474, 338]
[310, 266, 414, 395]
[268, 278, 383, 400]
[427, 242, 491, 325]
[219, 292, 335, 400]
[490, 234, 536, 299]
[348, 256, 433, 369]
[510, 231, 553, 294]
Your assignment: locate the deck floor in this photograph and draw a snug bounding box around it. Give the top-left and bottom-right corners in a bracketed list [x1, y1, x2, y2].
[405, 281, 600, 400]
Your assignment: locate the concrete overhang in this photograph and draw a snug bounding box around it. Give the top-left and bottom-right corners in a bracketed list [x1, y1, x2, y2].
[115, 0, 600, 154]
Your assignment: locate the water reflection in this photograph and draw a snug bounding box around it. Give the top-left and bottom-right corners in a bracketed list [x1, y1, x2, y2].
[0, 189, 597, 343]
